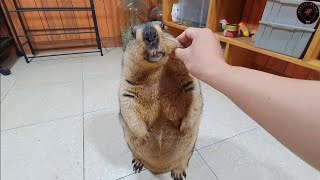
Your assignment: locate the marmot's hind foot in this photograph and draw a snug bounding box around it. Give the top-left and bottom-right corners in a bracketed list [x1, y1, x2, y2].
[171, 169, 186, 180]
[132, 159, 144, 173]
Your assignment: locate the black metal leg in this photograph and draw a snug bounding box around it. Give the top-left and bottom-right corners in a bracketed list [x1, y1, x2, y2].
[12, 0, 35, 55]
[90, 0, 103, 56]
[1, 0, 29, 63]
[0, 66, 11, 76]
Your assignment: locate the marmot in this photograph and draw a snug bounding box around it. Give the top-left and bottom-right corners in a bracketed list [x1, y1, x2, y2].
[119, 21, 203, 180]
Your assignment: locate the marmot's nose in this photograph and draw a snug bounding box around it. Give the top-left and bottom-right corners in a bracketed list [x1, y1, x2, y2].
[143, 27, 159, 45]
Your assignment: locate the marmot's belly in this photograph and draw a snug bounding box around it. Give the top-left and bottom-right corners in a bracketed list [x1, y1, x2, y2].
[132, 122, 196, 172]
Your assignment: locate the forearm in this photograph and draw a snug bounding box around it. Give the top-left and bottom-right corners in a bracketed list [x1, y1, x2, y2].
[206, 65, 320, 170]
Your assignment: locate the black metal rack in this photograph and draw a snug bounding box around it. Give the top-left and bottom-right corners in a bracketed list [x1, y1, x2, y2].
[1, 0, 103, 63]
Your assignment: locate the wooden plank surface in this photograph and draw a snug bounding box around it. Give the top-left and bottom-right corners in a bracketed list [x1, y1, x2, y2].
[3, 0, 161, 41]
[253, 53, 269, 67]
[94, 0, 109, 37]
[56, 0, 80, 40]
[215, 0, 246, 30]
[71, 0, 92, 39]
[241, 0, 254, 26]
[242, 0, 267, 31]
[110, 0, 121, 37]
[40, 0, 67, 41]
[34, 0, 54, 41]
[217, 33, 320, 71]
[304, 26, 320, 61]
[307, 70, 320, 80]
[104, 0, 113, 37]
[17, 0, 49, 42]
[265, 57, 288, 74]
[228, 44, 256, 68]
[284, 64, 311, 79]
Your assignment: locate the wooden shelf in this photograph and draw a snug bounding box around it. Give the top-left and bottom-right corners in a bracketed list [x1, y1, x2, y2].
[163, 20, 320, 71]
[162, 0, 320, 73]
[216, 33, 320, 71]
[164, 21, 187, 31]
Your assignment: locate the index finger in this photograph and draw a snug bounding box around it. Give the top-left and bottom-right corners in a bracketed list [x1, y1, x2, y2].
[176, 28, 197, 47]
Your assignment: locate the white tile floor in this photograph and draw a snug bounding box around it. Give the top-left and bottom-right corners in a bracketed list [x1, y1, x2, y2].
[1, 48, 319, 180]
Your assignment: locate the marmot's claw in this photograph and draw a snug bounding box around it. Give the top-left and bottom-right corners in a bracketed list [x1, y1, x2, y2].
[132, 159, 144, 173]
[171, 169, 186, 180]
[179, 120, 190, 134]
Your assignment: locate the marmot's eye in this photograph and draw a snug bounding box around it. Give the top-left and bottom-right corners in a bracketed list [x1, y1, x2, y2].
[160, 23, 166, 30]
[131, 27, 136, 38]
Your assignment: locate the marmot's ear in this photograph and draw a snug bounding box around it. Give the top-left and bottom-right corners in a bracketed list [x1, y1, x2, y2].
[160, 23, 167, 31]
[161, 23, 165, 30]
[130, 27, 136, 39]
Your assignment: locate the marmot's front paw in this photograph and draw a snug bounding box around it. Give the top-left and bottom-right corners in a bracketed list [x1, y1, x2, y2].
[134, 128, 150, 141]
[171, 169, 186, 180]
[132, 159, 144, 173]
[179, 120, 190, 134]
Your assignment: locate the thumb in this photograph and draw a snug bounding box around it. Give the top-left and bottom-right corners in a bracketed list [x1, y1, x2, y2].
[174, 48, 187, 62]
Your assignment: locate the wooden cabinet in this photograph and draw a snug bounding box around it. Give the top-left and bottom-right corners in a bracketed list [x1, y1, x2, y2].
[162, 0, 320, 78]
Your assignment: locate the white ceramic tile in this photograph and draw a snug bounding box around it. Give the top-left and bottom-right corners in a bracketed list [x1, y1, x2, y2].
[1, 74, 16, 102]
[120, 151, 218, 180]
[2, 56, 28, 69]
[13, 57, 83, 88]
[197, 86, 258, 149]
[1, 65, 27, 102]
[83, 47, 123, 79]
[1, 81, 82, 130]
[1, 115, 83, 180]
[84, 110, 216, 180]
[84, 109, 134, 180]
[198, 128, 320, 180]
[84, 76, 120, 113]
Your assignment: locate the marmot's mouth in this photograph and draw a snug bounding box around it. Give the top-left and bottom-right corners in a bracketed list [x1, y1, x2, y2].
[146, 51, 164, 62]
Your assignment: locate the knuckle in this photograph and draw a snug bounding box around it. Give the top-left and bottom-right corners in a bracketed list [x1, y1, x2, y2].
[203, 28, 212, 33]
[213, 33, 219, 39]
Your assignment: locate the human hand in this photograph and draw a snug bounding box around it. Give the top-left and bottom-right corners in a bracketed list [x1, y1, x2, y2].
[174, 28, 227, 82]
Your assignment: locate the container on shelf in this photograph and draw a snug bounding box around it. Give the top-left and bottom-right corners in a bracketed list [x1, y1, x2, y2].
[118, 0, 150, 51]
[223, 24, 239, 38]
[150, 0, 162, 21]
[171, 3, 181, 23]
[254, 0, 320, 58]
[177, 0, 210, 28]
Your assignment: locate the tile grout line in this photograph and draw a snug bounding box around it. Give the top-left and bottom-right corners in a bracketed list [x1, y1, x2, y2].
[0, 75, 18, 103]
[1, 106, 116, 133]
[0, 113, 83, 132]
[195, 127, 259, 180]
[81, 57, 85, 180]
[10, 80, 84, 94]
[84, 107, 118, 115]
[196, 149, 220, 180]
[115, 169, 147, 180]
[197, 127, 260, 151]
[3, 59, 83, 93]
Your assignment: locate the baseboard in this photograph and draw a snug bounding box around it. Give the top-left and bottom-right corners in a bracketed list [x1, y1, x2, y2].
[22, 37, 122, 54]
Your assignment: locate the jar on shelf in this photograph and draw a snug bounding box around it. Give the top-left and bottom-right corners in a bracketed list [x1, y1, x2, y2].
[150, 0, 162, 21]
[118, 0, 150, 51]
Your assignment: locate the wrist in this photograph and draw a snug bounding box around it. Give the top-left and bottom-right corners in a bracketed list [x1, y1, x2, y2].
[204, 61, 231, 89]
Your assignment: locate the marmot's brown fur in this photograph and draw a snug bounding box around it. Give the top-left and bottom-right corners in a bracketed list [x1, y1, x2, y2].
[119, 21, 203, 180]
